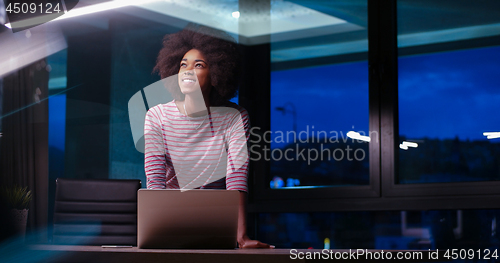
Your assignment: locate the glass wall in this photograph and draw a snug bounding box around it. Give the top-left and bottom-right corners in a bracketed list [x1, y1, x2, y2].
[269, 0, 369, 189]
[47, 49, 67, 230]
[0, 78, 2, 135]
[3, 0, 500, 252]
[258, 209, 500, 252]
[48, 49, 67, 182]
[397, 0, 500, 184]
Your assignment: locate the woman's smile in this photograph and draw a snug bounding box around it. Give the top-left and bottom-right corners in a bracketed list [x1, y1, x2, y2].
[180, 73, 197, 87]
[178, 49, 211, 94]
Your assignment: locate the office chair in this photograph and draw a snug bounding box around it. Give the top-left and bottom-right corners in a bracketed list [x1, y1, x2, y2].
[53, 178, 141, 246]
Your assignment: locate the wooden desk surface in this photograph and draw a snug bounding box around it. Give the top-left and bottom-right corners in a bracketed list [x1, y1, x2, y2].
[29, 245, 449, 263]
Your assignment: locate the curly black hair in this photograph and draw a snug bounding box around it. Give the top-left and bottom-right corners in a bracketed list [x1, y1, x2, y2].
[152, 25, 240, 106]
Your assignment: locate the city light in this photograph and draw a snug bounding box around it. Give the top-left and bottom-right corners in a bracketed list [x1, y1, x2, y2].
[483, 132, 500, 139]
[399, 141, 418, 150]
[346, 131, 370, 142]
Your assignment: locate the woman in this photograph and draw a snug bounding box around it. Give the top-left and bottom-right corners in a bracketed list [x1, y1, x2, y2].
[145, 25, 273, 249]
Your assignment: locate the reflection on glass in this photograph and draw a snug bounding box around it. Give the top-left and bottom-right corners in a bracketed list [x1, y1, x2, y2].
[398, 46, 500, 184]
[269, 1, 369, 189]
[269, 62, 369, 189]
[397, 0, 500, 184]
[258, 210, 500, 250]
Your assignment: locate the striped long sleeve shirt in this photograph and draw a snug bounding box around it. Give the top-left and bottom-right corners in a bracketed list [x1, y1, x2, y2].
[144, 100, 250, 192]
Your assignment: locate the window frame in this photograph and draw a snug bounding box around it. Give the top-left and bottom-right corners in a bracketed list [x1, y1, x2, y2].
[246, 0, 500, 212]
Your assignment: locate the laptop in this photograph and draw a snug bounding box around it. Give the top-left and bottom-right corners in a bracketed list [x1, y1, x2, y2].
[137, 189, 240, 249]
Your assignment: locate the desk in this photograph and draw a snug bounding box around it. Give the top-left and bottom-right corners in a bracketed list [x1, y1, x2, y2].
[30, 245, 294, 263]
[29, 245, 450, 262]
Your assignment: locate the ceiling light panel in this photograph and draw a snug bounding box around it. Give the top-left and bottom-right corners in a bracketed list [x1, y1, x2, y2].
[136, 0, 364, 45]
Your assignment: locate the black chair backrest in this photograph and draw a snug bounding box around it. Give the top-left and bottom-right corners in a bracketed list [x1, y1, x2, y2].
[53, 178, 141, 246]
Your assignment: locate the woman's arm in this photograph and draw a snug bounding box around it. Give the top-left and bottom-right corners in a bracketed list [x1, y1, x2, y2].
[144, 106, 167, 189]
[225, 106, 273, 248]
[237, 191, 274, 249]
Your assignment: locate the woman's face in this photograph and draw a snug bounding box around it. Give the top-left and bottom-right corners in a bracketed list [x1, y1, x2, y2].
[178, 49, 211, 95]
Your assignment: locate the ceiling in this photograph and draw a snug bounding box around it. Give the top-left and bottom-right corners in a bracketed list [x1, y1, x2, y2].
[2, 0, 500, 69]
[83, 0, 500, 61]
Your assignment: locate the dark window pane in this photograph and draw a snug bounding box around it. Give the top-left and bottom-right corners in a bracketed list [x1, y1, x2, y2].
[397, 0, 500, 184]
[257, 210, 500, 251]
[269, 0, 369, 189]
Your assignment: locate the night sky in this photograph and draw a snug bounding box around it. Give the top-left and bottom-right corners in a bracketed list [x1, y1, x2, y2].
[271, 61, 369, 149]
[399, 45, 500, 141]
[271, 45, 500, 148]
[48, 46, 500, 151]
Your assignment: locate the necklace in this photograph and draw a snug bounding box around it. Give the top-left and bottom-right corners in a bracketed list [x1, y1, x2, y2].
[183, 102, 207, 129]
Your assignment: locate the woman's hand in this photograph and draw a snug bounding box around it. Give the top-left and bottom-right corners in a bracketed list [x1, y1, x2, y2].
[237, 192, 274, 248]
[238, 235, 275, 249]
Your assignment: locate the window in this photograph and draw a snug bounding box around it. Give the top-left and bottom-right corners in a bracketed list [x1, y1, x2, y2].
[397, 0, 500, 184]
[253, 0, 500, 206]
[0, 77, 3, 135]
[398, 47, 500, 184]
[258, 209, 500, 250]
[270, 61, 369, 188]
[254, 0, 374, 198]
